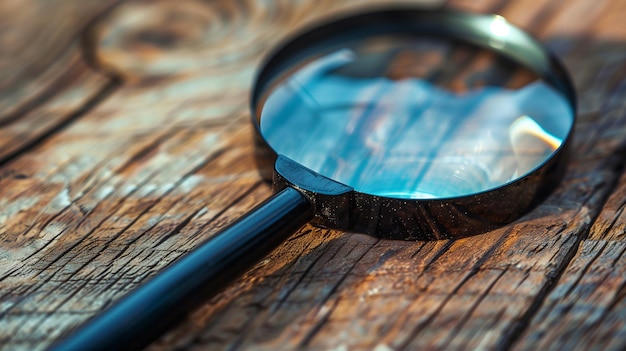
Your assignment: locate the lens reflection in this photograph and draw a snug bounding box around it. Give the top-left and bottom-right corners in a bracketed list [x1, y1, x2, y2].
[259, 36, 573, 199]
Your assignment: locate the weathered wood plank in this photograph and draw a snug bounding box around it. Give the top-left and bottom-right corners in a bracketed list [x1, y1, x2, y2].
[0, 0, 625, 350]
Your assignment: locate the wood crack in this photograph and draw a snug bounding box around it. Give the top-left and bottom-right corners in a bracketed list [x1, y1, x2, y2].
[398, 227, 514, 351]
[440, 267, 509, 349]
[268, 230, 335, 315]
[0, 79, 120, 167]
[297, 239, 380, 347]
[501, 151, 626, 350]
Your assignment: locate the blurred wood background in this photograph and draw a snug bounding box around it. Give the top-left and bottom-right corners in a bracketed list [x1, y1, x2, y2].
[0, 0, 625, 350]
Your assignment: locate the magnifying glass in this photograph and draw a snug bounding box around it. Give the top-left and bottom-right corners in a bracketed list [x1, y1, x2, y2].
[52, 6, 576, 351]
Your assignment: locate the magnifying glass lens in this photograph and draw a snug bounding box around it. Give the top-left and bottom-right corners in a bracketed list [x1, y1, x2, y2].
[259, 34, 573, 198]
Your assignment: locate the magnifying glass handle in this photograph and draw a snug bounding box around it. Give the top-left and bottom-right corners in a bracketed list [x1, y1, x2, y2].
[49, 187, 313, 351]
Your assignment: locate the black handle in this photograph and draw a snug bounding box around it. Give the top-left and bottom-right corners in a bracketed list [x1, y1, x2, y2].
[50, 187, 313, 351]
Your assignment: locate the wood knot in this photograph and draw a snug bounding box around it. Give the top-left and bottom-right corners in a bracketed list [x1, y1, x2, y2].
[91, 0, 270, 83]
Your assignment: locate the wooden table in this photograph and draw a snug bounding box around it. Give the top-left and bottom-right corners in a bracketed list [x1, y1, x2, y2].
[1, 0, 625, 350]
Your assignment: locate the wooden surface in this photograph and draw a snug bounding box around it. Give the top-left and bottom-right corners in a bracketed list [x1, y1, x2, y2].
[0, 0, 625, 350]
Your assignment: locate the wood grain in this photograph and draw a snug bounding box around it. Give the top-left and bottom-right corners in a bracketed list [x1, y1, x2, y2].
[0, 0, 120, 164]
[0, 0, 624, 350]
